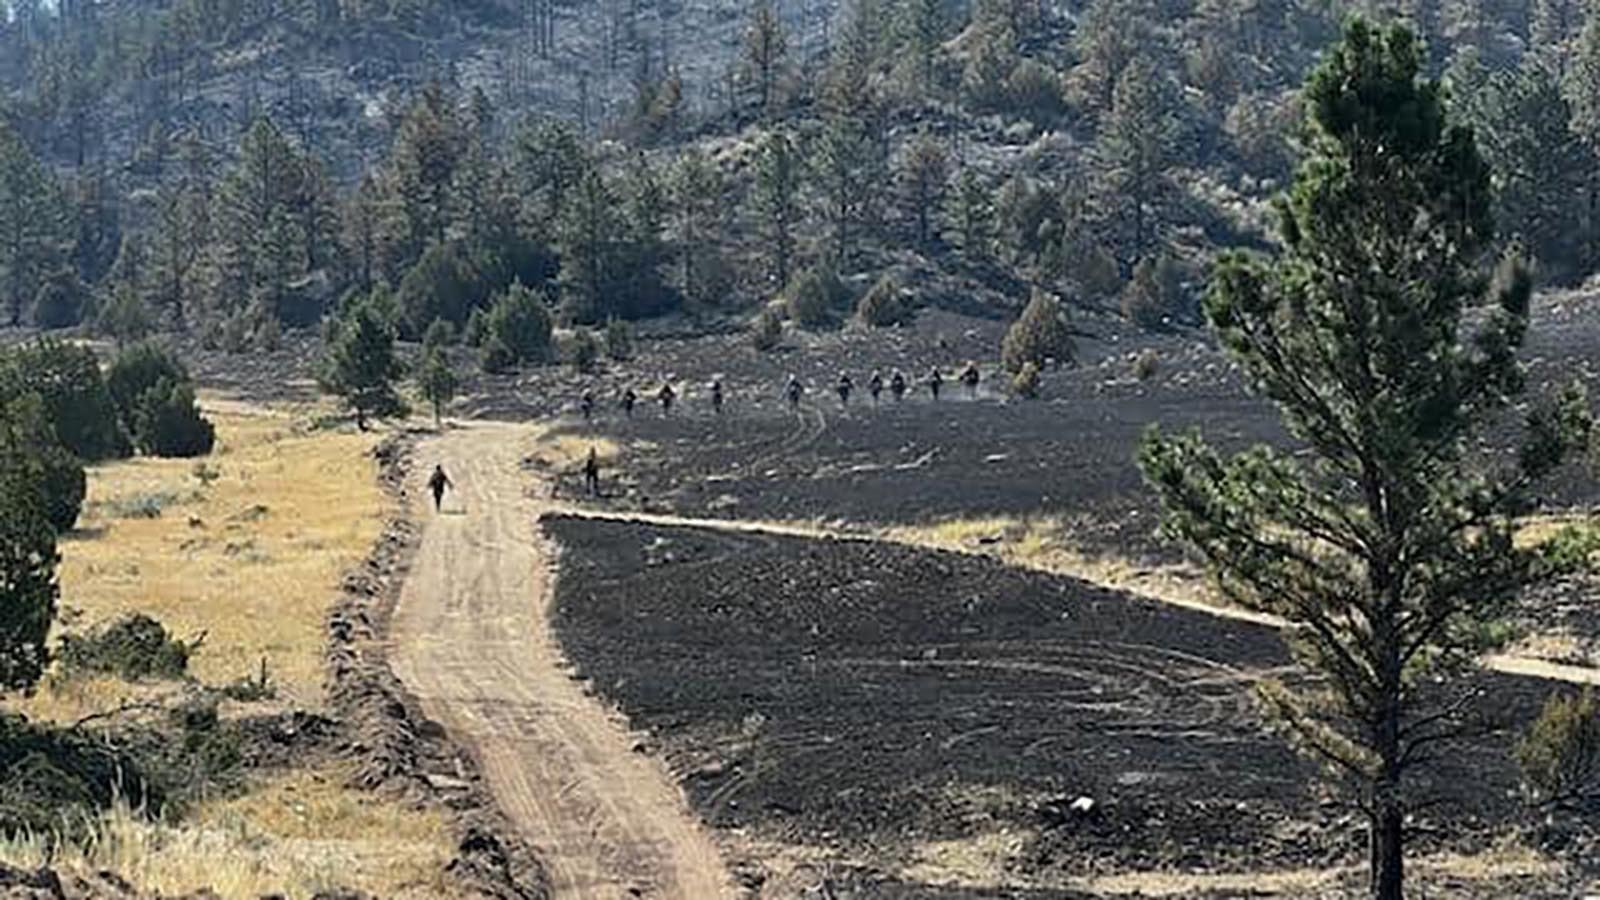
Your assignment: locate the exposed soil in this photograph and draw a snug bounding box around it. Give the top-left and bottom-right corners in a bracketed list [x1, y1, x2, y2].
[543, 512, 1596, 896]
[386, 421, 733, 899]
[324, 431, 553, 899]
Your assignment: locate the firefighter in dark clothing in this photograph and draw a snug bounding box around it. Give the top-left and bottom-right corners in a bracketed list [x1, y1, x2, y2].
[428, 464, 452, 512]
[927, 367, 944, 400]
[710, 379, 725, 415]
[786, 374, 804, 410]
[836, 372, 853, 406]
[868, 370, 884, 404]
[959, 362, 980, 396]
[658, 382, 676, 415]
[621, 387, 637, 418]
[889, 370, 907, 402]
[583, 447, 601, 496]
[580, 390, 595, 422]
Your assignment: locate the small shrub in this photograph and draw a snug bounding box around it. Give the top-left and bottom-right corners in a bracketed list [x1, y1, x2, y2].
[751, 308, 783, 352]
[481, 335, 516, 375]
[133, 380, 215, 458]
[785, 265, 848, 329]
[1535, 521, 1600, 576]
[1120, 255, 1190, 330]
[1133, 349, 1160, 381]
[33, 272, 85, 330]
[423, 318, 455, 351]
[483, 280, 553, 369]
[1012, 361, 1041, 398]
[463, 307, 488, 348]
[100, 491, 181, 519]
[856, 276, 909, 328]
[605, 317, 634, 360]
[1001, 290, 1074, 374]
[107, 343, 188, 431]
[568, 329, 600, 373]
[59, 613, 191, 681]
[217, 658, 275, 702]
[1518, 687, 1600, 809]
[95, 286, 151, 348]
[1007, 59, 1064, 121]
[253, 314, 281, 352]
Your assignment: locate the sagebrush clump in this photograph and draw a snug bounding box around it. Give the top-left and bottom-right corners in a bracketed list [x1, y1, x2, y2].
[1519, 687, 1600, 809]
[857, 276, 909, 328]
[59, 613, 192, 681]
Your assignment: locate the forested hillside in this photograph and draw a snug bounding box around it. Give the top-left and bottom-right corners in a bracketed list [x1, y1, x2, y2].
[0, 0, 1596, 354]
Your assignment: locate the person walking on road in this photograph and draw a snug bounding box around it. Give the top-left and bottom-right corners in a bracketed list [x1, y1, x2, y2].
[786, 374, 805, 411]
[583, 446, 601, 496]
[927, 366, 944, 400]
[836, 372, 853, 407]
[959, 362, 980, 397]
[890, 370, 907, 402]
[428, 464, 452, 513]
[621, 387, 637, 419]
[710, 378, 725, 415]
[868, 370, 884, 404]
[658, 381, 676, 415]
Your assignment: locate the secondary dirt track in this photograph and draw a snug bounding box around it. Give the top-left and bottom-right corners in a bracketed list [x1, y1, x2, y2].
[387, 421, 733, 900]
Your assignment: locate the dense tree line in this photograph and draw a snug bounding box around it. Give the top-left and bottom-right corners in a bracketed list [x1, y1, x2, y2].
[0, 0, 1597, 353]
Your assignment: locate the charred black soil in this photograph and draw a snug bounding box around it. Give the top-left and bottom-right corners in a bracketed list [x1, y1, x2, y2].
[544, 514, 1565, 892]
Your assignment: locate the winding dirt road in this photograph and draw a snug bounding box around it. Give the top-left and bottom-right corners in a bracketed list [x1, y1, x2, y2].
[388, 421, 732, 900]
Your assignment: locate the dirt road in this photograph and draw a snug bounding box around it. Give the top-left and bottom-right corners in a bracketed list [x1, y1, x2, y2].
[388, 421, 732, 900]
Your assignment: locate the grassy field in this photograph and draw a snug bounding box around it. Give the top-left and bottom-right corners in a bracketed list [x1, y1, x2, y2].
[18, 398, 382, 720]
[0, 396, 461, 899]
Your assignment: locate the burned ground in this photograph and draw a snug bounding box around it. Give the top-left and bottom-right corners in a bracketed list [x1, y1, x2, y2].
[545, 514, 1564, 889]
[535, 302, 1600, 567]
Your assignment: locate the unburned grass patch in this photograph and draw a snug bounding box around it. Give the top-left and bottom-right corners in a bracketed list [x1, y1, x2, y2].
[18, 394, 386, 721]
[0, 773, 458, 900]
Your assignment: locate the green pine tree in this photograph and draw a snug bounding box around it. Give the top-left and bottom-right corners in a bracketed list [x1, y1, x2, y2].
[321, 297, 408, 430]
[901, 130, 949, 248]
[1138, 22, 1592, 900]
[0, 122, 70, 327]
[418, 347, 458, 429]
[1094, 55, 1180, 270]
[741, 0, 788, 117]
[1460, 62, 1595, 283]
[671, 148, 727, 306]
[0, 444, 58, 696]
[754, 129, 801, 288]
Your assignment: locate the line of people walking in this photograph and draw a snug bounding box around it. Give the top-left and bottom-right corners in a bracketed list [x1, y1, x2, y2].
[577, 361, 984, 423]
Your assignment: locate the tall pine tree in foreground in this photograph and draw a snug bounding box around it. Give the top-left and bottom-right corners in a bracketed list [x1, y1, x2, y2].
[1139, 21, 1591, 900]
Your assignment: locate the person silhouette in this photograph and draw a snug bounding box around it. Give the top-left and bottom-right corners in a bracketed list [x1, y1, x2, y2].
[583, 447, 601, 496]
[428, 464, 452, 513]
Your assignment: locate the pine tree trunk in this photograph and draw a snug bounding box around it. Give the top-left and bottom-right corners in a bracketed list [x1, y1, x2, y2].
[1370, 803, 1404, 900]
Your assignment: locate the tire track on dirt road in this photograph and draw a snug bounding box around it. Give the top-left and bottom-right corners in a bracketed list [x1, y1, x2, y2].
[387, 421, 733, 900]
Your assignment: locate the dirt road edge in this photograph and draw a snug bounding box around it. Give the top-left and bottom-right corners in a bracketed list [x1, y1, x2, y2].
[326, 431, 553, 900]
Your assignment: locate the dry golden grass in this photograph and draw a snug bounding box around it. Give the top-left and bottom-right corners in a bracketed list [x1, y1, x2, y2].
[526, 427, 622, 471]
[13, 395, 384, 722]
[880, 515, 1268, 624]
[0, 395, 460, 899]
[1078, 842, 1565, 897]
[0, 762, 458, 899]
